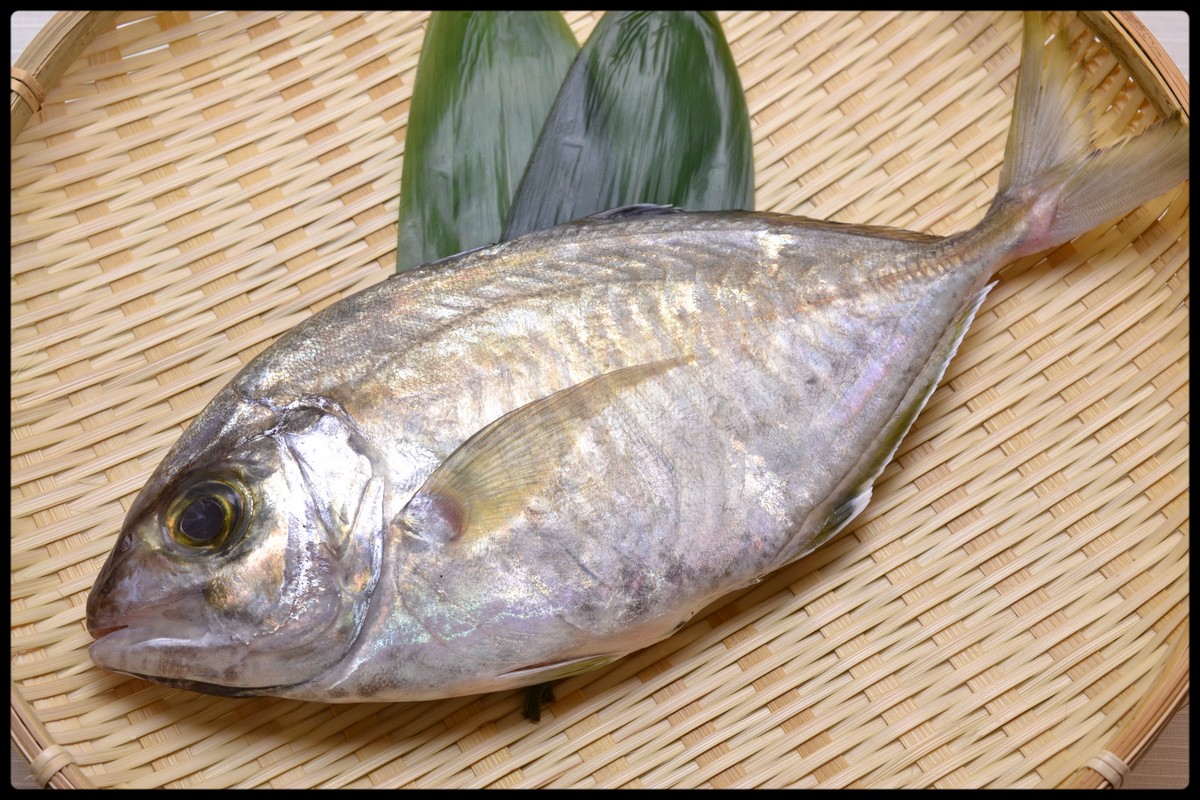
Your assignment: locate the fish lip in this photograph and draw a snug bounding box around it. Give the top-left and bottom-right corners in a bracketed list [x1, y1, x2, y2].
[87, 620, 236, 690]
[85, 587, 204, 640]
[88, 624, 128, 641]
[86, 592, 213, 668]
[87, 620, 209, 658]
[86, 610, 301, 697]
[116, 671, 289, 698]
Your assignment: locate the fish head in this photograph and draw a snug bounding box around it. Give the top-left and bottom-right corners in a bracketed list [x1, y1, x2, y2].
[86, 390, 384, 696]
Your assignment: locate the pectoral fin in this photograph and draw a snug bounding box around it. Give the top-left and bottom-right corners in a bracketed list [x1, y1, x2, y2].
[397, 356, 692, 544]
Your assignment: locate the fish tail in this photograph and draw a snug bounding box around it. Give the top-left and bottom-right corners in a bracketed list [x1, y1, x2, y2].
[991, 12, 1189, 258]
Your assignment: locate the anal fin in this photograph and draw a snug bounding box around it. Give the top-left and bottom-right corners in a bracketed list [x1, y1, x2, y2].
[501, 653, 620, 683]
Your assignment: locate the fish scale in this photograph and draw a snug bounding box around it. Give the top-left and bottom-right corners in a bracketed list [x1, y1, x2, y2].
[282, 215, 994, 700]
[87, 14, 1188, 704]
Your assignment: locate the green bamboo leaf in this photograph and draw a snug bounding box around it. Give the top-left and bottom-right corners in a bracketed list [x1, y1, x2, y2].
[397, 12, 578, 271]
[502, 11, 754, 241]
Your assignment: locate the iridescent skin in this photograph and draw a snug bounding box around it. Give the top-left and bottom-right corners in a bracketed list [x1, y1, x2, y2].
[86, 14, 1188, 702]
[87, 206, 1022, 700]
[326, 212, 1014, 701]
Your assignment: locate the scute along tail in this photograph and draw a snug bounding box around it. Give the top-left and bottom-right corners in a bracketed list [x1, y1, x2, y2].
[995, 12, 1189, 258]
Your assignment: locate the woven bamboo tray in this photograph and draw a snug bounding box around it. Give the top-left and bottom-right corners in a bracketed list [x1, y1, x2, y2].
[10, 11, 1189, 789]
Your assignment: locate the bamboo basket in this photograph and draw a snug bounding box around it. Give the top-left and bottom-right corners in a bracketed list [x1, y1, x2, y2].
[10, 11, 1188, 789]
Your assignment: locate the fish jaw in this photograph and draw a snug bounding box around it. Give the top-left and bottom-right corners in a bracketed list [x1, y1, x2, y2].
[85, 529, 287, 690]
[88, 594, 260, 691]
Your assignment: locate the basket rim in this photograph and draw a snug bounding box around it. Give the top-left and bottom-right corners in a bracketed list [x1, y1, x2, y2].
[8, 12, 1191, 143]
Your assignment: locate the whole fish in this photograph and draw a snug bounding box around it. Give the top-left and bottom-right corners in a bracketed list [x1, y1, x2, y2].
[86, 14, 1188, 703]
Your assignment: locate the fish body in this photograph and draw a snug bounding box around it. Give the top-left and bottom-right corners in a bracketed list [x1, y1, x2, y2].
[86, 15, 1188, 702]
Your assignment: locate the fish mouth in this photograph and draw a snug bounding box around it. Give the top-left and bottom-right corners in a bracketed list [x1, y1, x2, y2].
[120, 672, 283, 698]
[88, 624, 128, 640]
[87, 619, 208, 660]
[86, 624, 281, 697]
[85, 586, 204, 641]
[86, 617, 307, 698]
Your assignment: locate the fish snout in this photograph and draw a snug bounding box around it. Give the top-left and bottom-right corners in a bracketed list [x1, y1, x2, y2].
[85, 562, 133, 640]
[85, 524, 167, 640]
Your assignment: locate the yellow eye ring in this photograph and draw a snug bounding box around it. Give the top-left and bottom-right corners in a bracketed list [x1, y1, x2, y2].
[165, 479, 246, 550]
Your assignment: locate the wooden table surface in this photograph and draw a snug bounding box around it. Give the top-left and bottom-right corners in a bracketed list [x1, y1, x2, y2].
[9, 10, 1189, 790]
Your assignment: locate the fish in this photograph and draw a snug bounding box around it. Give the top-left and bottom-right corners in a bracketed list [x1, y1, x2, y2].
[86, 13, 1188, 704]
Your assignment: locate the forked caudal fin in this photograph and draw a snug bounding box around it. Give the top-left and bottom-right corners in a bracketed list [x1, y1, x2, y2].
[991, 12, 1189, 259]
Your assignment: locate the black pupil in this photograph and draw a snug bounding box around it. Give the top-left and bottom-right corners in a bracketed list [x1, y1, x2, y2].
[179, 496, 226, 542]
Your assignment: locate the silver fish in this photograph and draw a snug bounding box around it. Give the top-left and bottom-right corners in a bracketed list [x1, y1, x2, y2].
[86, 14, 1188, 702]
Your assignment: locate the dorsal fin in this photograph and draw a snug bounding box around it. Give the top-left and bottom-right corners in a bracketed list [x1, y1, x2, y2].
[396, 355, 693, 545]
[578, 203, 682, 223]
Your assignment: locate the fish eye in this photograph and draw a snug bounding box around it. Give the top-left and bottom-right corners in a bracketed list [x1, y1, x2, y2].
[166, 479, 246, 550]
